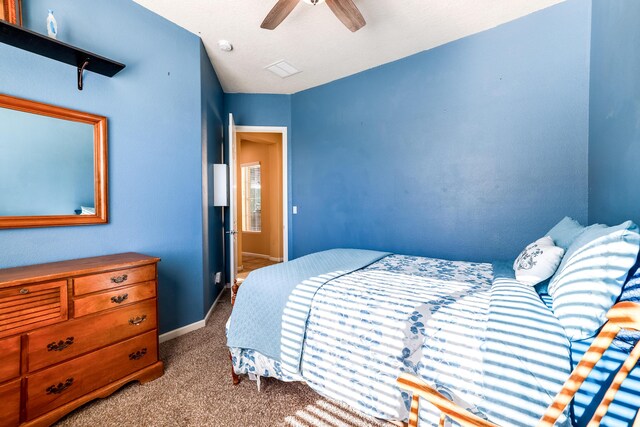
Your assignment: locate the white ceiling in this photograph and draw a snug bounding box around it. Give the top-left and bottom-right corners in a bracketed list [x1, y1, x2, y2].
[133, 0, 565, 94]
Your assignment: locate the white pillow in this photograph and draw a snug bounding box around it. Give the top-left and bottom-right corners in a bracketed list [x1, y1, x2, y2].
[513, 236, 565, 286]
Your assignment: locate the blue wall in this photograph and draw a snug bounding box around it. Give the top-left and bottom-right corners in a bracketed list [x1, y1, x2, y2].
[588, 0, 640, 227]
[289, 0, 591, 262]
[584, 2, 640, 425]
[0, 0, 218, 333]
[0, 109, 94, 216]
[201, 42, 225, 314]
[224, 94, 292, 129]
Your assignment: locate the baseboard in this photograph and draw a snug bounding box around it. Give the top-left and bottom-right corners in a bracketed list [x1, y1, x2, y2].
[159, 288, 224, 343]
[242, 251, 269, 259]
[242, 251, 283, 262]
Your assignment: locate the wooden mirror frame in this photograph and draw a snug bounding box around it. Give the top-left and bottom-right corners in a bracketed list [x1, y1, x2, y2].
[0, 94, 108, 229]
[0, 0, 21, 25]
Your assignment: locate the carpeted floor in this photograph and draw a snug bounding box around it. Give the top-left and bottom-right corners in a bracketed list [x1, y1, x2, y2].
[55, 290, 398, 427]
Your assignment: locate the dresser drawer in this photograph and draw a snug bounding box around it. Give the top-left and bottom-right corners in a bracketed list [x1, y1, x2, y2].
[0, 379, 21, 427]
[0, 336, 21, 383]
[73, 264, 155, 296]
[73, 280, 156, 318]
[28, 299, 157, 372]
[26, 330, 157, 421]
[0, 281, 68, 340]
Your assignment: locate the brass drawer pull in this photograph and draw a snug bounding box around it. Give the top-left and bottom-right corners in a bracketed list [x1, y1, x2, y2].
[129, 348, 148, 360]
[128, 314, 147, 326]
[110, 274, 128, 284]
[46, 378, 74, 395]
[111, 293, 129, 304]
[47, 337, 74, 352]
[19, 288, 29, 294]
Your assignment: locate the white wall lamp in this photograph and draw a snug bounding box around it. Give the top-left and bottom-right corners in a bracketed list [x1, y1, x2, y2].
[212, 163, 229, 288]
[213, 164, 229, 208]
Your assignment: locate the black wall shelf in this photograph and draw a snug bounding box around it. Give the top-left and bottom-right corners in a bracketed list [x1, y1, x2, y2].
[0, 20, 125, 90]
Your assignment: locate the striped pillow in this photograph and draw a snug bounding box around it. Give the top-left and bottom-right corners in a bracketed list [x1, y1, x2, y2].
[548, 221, 640, 340]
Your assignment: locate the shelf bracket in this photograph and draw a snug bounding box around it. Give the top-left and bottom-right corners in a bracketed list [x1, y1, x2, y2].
[77, 59, 90, 91]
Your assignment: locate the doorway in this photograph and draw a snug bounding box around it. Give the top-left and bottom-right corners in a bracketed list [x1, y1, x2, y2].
[234, 128, 286, 283]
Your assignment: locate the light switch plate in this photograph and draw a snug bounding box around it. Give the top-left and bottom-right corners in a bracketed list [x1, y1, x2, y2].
[293, 206, 298, 214]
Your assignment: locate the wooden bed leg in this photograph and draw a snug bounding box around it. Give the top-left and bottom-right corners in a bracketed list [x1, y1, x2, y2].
[230, 350, 240, 385]
[231, 279, 240, 306]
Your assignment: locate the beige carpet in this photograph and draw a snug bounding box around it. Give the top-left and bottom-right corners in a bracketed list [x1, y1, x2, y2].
[55, 290, 398, 427]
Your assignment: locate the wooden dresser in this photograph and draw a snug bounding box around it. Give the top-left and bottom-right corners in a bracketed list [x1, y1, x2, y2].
[0, 253, 164, 427]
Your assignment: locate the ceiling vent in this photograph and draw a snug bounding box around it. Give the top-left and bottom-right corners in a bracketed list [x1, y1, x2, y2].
[265, 60, 301, 78]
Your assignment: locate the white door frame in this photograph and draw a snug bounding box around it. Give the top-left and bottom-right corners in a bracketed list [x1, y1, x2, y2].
[228, 114, 238, 292]
[235, 125, 289, 262]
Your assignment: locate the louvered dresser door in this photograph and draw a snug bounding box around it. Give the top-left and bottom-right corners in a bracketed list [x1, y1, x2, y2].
[0, 253, 164, 427]
[0, 281, 68, 338]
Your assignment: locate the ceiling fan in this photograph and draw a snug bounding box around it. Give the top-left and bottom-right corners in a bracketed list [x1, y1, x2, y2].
[261, 0, 366, 33]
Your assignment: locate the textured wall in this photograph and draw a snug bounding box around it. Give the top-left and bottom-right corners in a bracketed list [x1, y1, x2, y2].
[588, 0, 640, 227]
[200, 42, 225, 318]
[582, 1, 640, 425]
[0, 0, 214, 333]
[289, 0, 591, 262]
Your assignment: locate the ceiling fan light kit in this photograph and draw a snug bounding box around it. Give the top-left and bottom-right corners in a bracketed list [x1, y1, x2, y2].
[261, 0, 365, 32]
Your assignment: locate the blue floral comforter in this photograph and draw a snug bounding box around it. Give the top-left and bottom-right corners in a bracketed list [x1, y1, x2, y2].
[227, 254, 572, 426]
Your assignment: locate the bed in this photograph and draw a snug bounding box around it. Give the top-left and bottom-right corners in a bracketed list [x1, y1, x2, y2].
[226, 222, 640, 426]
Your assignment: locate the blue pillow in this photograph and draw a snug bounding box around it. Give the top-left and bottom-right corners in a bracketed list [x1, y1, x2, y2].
[491, 260, 515, 280]
[492, 260, 549, 295]
[534, 279, 550, 295]
[548, 221, 640, 340]
[546, 216, 586, 250]
[550, 223, 608, 280]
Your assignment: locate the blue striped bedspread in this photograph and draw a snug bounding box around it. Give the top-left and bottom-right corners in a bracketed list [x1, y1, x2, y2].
[227, 253, 573, 426]
[227, 249, 390, 363]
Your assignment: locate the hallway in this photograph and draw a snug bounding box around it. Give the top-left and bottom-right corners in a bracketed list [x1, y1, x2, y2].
[237, 255, 280, 282]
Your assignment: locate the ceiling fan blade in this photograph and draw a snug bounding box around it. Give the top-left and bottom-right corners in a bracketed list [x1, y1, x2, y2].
[261, 0, 300, 30]
[325, 0, 366, 32]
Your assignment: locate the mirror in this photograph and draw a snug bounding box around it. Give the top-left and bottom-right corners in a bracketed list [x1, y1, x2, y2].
[0, 94, 108, 228]
[1, 0, 21, 25]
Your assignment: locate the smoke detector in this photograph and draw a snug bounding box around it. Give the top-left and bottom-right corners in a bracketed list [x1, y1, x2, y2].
[218, 40, 233, 52]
